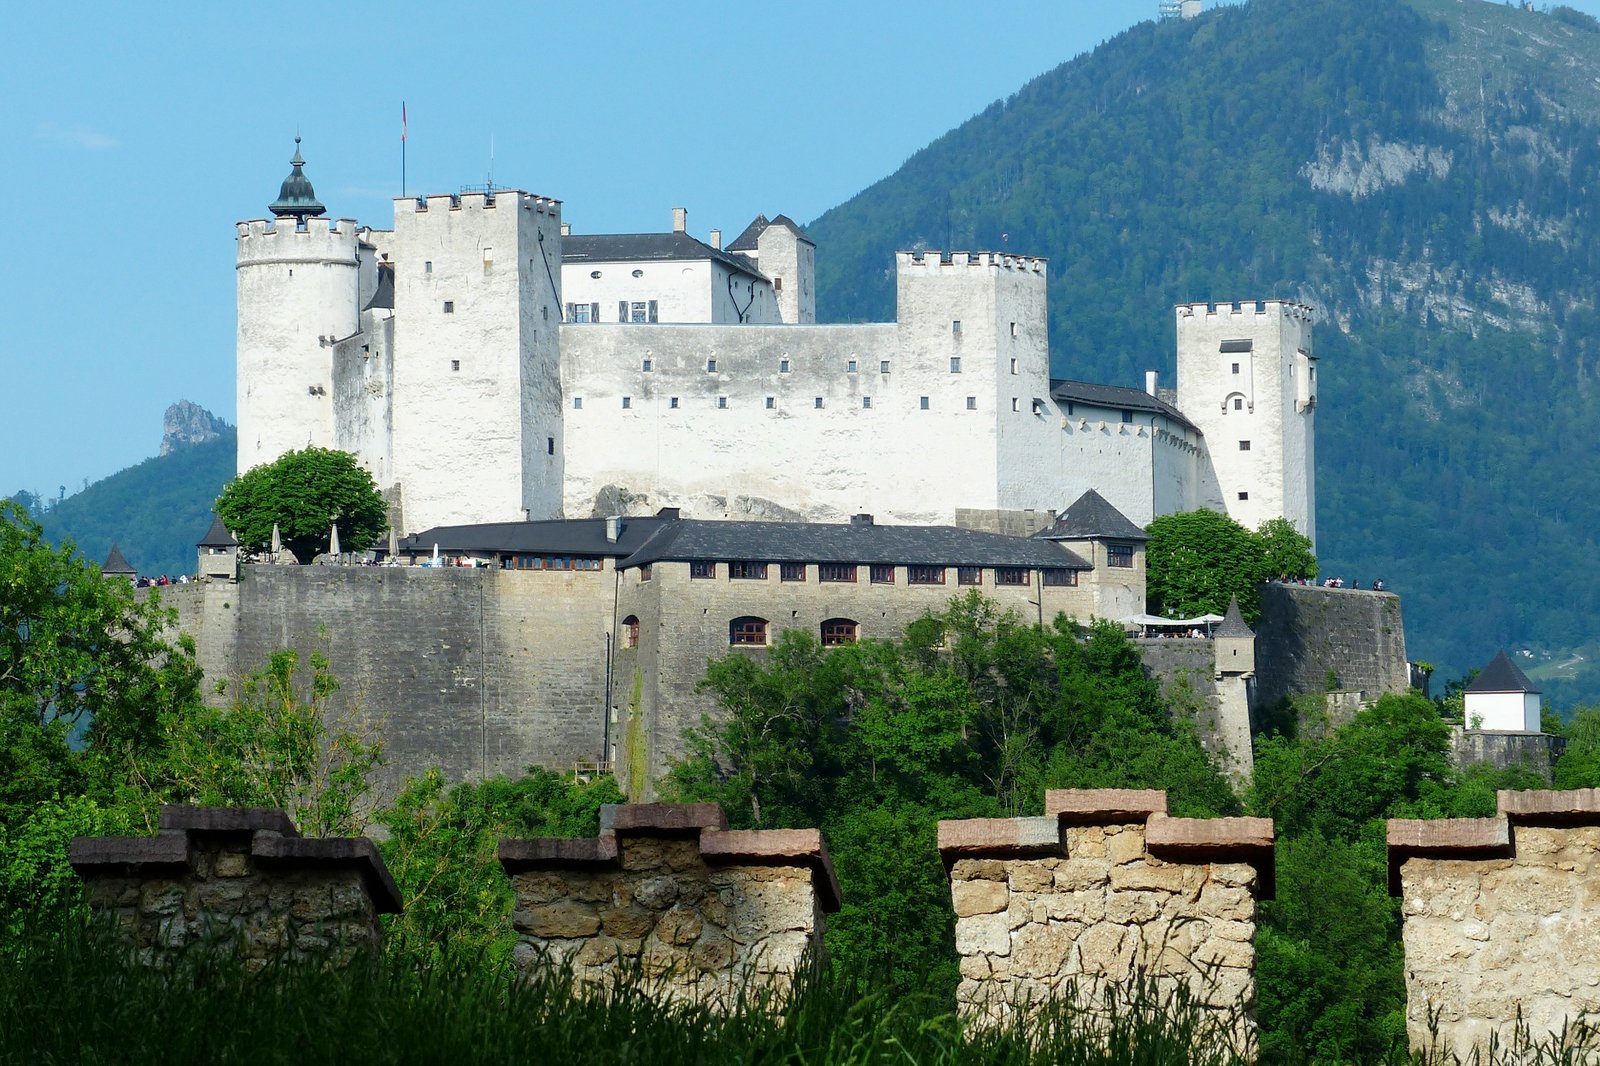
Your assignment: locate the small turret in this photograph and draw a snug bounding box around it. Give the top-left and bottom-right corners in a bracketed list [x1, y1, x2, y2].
[101, 543, 136, 581]
[268, 137, 326, 220]
[1213, 597, 1256, 677]
[197, 514, 238, 581]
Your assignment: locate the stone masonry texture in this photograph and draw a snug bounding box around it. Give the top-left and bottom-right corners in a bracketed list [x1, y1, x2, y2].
[939, 789, 1274, 1060]
[1254, 583, 1410, 707]
[69, 805, 399, 969]
[499, 803, 840, 1009]
[1388, 789, 1600, 1056]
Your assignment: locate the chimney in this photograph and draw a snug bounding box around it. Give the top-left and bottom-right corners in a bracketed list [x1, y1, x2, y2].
[605, 516, 622, 543]
[672, 207, 687, 234]
[560, 222, 571, 237]
[850, 513, 874, 528]
[1145, 370, 1159, 396]
[709, 228, 722, 250]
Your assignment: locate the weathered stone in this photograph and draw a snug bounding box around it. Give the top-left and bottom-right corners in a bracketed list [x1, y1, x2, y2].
[1052, 858, 1111, 891]
[1104, 889, 1164, 924]
[1076, 923, 1132, 979]
[634, 876, 680, 910]
[1007, 862, 1056, 894]
[524, 901, 602, 939]
[656, 905, 704, 946]
[1011, 922, 1074, 979]
[213, 852, 251, 878]
[955, 913, 1012, 957]
[574, 936, 619, 966]
[952, 879, 1009, 917]
[600, 905, 655, 940]
[950, 859, 1008, 881]
[1107, 828, 1146, 866]
[1109, 863, 1189, 894]
[1196, 884, 1254, 922]
[691, 930, 735, 973]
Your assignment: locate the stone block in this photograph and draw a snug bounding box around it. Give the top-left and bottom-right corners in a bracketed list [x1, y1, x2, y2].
[952, 879, 1010, 917]
[523, 901, 602, 939]
[1045, 789, 1167, 824]
[937, 816, 1060, 859]
[954, 912, 1012, 957]
[604, 802, 729, 835]
[1498, 788, 1600, 824]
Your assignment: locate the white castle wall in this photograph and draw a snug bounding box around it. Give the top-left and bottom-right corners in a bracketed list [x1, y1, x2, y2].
[560, 258, 780, 325]
[235, 218, 362, 472]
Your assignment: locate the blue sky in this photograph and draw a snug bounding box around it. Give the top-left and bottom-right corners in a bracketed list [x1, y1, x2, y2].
[5, 0, 1597, 500]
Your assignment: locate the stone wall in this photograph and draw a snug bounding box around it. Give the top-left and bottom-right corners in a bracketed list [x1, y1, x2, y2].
[1254, 583, 1410, 707]
[1133, 639, 1253, 782]
[1450, 727, 1563, 783]
[69, 806, 399, 969]
[938, 789, 1274, 1058]
[1388, 789, 1600, 1056]
[499, 803, 840, 1008]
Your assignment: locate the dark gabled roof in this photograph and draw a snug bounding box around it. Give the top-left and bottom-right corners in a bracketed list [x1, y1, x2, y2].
[725, 213, 814, 252]
[396, 516, 676, 558]
[197, 515, 237, 548]
[1034, 490, 1149, 543]
[620, 519, 1090, 571]
[102, 543, 135, 575]
[562, 233, 767, 281]
[1466, 650, 1540, 695]
[1214, 598, 1254, 638]
[364, 262, 395, 311]
[1050, 379, 1200, 435]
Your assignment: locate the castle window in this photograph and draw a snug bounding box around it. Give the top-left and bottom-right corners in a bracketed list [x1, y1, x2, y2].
[425, 261, 432, 274]
[1010, 358, 1019, 375]
[729, 561, 768, 580]
[774, 277, 783, 291]
[870, 564, 895, 584]
[569, 303, 593, 324]
[819, 563, 857, 583]
[707, 358, 718, 372]
[814, 397, 824, 409]
[691, 561, 717, 580]
[1043, 569, 1079, 587]
[443, 301, 455, 313]
[622, 615, 640, 649]
[950, 357, 961, 373]
[642, 358, 653, 372]
[639, 564, 652, 582]
[1121, 410, 1134, 424]
[880, 360, 890, 374]
[966, 396, 977, 410]
[821, 619, 859, 646]
[1012, 398, 1020, 412]
[542, 306, 548, 321]
[1010, 322, 1018, 337]
[1238, 491, 1249, 501]
[730, 616, 769, 646]
[780, 358, 791, 373]
[1234, 397, 1244, 411]
[547, 437, 554, 455]
[765, 397, 775, 410]
[573, 397, 583, 410]
[718, 396, 728, 409]
[670, 397, 680, 409]
[509, 555, 604, 572]
[451, 360, 460, 372]
[1108, 544, 1135, 569]
[1232, 363, 1240, 374]
[957, 567, 982, 586]
[632, 269, 644, 278]
[920, 396, 930, 410]
[848, 359, 858, 373]
[622, 396, 632, 409]
[590, 270, 602, 279]
[1239, 440, 1251, 451]
[780, 562, 807, 582]
[952, 320, 962, 334]
[996, 568, 1029, 587]
[627, 301, 656, 323]
[862, 397, 872, 409]
[908, 566, 946, 586]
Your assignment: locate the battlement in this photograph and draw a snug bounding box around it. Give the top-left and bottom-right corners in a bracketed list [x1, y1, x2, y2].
[1175, 299, 1315, 323]
[236, 217, 361, 264]
[400, 190, 562, 218]
[896, 249, 1047, 276]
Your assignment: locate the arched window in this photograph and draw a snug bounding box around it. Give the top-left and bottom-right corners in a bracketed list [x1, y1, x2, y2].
[621, 615, 640, 649]
[730, 616, 769, 646]
[1223, 391, 1249, 414]
[821, 618, 859, 646]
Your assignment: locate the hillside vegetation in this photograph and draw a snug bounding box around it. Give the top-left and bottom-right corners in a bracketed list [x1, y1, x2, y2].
[808, 0, 1600, 693]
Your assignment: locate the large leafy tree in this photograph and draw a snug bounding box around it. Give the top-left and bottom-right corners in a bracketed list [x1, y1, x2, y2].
[215, 447, 386, 561]
[1145, 510, 1317, 623]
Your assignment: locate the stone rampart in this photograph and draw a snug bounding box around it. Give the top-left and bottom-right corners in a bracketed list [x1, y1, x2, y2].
[1388, 789, 1600, 1056]
[69, 805, 399, 969]
[1450, 727, 1563, 783]
[938, 789, 1273, 1058]
[1254, 583, 1409, 707]
[499, 803, 840, 1008]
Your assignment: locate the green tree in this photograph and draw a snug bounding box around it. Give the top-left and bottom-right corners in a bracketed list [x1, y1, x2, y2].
[1554, 707, 1600, 789]
[214, 446, 386, 561]
[1256, 517, 1318, 584]
[1145, 510, 1266, 622]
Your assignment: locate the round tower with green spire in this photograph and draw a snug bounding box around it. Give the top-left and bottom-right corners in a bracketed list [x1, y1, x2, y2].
[268, 136, 326, 221]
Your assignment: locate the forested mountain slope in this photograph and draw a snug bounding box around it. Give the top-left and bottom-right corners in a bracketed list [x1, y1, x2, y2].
[808, 0, 1600, 695]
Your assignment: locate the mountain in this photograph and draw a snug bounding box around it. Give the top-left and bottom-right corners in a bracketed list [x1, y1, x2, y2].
[806, 0, 1600, 699]
[161, 400, 229, 457]
[9, 424, 235, 579]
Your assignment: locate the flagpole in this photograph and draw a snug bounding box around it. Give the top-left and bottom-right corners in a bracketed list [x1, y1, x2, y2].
[401, 101, 408, 198]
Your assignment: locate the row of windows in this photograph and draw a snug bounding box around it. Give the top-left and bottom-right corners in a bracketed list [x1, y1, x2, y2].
[602, 356, 1027, 376]
[687, 561, 1080, 586]
[505, 555, 605, 571]
[577, 395, 1004, 412]
[618, 614, 859, 650]
[565, 301, 659, 324]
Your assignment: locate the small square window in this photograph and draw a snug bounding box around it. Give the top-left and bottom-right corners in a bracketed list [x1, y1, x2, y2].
[547, 436, 554, 455]
[1232, 362, 1241, 374]
[690, 561, 716, 580]
[848, 359, 858, 373]
[1108, 544, 1135, 568]
[424, 261, 432, 274]
[1010, 358, 1019, 374]
[1012, 398, 1020, 412]
[642, 358, 653, 372]
[780, 358, 791, 373]
[1239, 440, 1251, 451]
[622, 396, 632, 409]
[573, 397, 583, 410]
[1234, 397, 1244, 411]
[950, 357, 961, 373]
[814, 397, 824, 409]
[670, 396, 679, 409]
[443, 301, 455, 313]
[952, 320, 962, 333]
[780, 562, 807, 582]
[880, 360, 890, 374]
[1010, 322, 1018, 337]
[707, 358, 718, 372]
[966, 396, 977, 410]
[920, 396, 930, 410]
[862, 396, 872, 409]
[718, 396, 728, 409]
[765, 396, 775, 410]
[1238, 491, 1249, 501]
[450, 359, 460, 372]
[1121, 410, 1134, 424]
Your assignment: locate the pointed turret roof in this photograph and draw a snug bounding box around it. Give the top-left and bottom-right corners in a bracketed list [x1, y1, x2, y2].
[1033, 489, 1150, 542]
[268, 136, 326, 220]
[197, 514, 237, 548]
[102, 543, 135, 576]
[1214, 597, 1254, 638]
[1466, 650, 1540, 695]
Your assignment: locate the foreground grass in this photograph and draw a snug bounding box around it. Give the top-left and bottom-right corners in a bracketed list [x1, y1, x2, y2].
[0, 924, 1249, 1066]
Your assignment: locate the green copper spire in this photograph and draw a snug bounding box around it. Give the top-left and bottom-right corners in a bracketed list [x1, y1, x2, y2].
[268, 136, 326, 220]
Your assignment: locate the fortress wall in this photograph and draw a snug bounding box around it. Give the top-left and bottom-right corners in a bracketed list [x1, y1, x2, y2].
[499, 803, 839, 1009]
[1254, 584, 1409, 706]
[939, 789, 1273, 1059]
[1133, 638, 1244, 768]
[1388, 790, 1600, 1057]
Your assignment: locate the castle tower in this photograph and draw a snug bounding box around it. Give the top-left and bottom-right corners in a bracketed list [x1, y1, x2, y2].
[1211, 596, 1256, 784]
[725, 214, 815, 324]
[387, 190, 565, 531]
[236, 138, 361, 473]
[1175, 300, 1317, 546]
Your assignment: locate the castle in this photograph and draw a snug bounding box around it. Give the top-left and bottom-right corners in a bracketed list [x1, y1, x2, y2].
[236, 140, 1317, 542]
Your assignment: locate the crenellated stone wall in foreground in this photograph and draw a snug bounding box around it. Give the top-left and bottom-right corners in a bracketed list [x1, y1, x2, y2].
[69, 806, 400, 969]
[499, 803, 840, 1009]
[1389, 789, 1600, 1057]
[938, 789, 1274, 1059]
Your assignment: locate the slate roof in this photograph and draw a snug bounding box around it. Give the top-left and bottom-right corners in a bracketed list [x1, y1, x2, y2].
[364, 262, 395, 311]
[726, 213, 814, 252]
[562, 233, 767, 281]
[1214, 598, 1254, 638]
[1050, 379, 1200, 435]
[1034, 489, 1149, 543]
[621, 519, 1090, 570]
[197, 514, 237, 548]
[397, 516, 675, 558]
[102, 544, 135, 575]
[1466, 650, 1540, 695]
